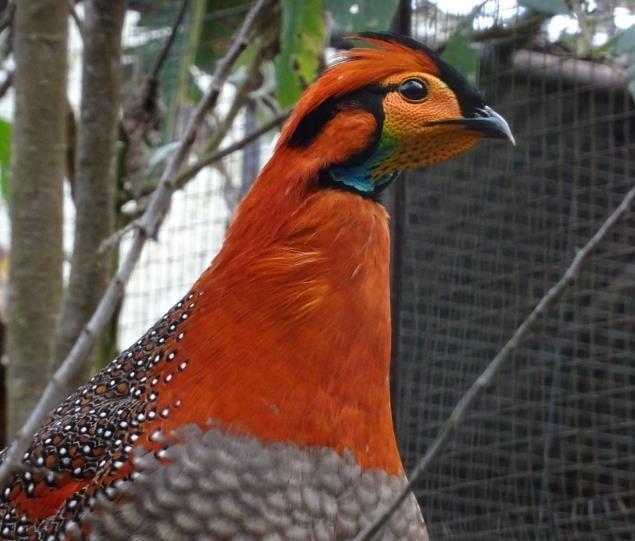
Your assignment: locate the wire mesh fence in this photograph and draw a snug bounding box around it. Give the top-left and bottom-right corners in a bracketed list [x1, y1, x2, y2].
[391, 2, 635, 539]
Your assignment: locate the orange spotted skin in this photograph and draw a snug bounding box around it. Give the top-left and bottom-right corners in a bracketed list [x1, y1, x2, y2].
[0, 33, 512, 539]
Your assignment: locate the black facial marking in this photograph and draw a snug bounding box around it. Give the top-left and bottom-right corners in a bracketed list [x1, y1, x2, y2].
[329, 85, 385, 169]
[288, 98, 340, 148]
[288, 85, 387, 149]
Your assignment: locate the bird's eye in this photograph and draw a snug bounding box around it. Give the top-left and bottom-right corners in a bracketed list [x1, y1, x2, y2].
[398, 79, 428, 102]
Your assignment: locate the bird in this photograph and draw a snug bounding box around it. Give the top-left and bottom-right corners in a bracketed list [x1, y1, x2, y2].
[0, 32, 513, 540]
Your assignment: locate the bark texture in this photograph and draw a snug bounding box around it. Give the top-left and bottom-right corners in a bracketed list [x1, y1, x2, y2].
[7, 0, 68, 435]
[53, 0, 126, 393]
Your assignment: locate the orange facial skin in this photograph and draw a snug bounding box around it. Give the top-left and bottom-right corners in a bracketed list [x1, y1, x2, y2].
[377, 71, 482, 177]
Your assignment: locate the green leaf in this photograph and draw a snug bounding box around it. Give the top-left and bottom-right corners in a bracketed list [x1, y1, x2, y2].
[591, 35, 617, 58]
[518, 0, 569, 15]
[0, 119, 10, 205]
[442, 32, 478, 83]
[614, 24, 635, 54]
[275, 0, 325, 108]
[610, 25, 635, 104]
[325, 0, 399, 34]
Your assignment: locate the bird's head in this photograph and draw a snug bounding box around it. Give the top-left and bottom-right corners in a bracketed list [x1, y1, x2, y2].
[277, 32, 514, 194]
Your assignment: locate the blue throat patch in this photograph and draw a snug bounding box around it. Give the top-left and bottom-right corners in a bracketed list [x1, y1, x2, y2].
[329, 138, 397, 193]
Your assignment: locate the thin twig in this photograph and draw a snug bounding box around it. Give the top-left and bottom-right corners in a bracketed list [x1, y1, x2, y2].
[0, 69, 12, 100]
[98, 220, 141, 254]
[352, 182, 635, 541]
[149, 0, 190, 82]
[203, 39, 267, 154]
[136, 0, 190, 121]
[172, 109, 288, 191]
[117, 0, 191, 211]
[68, 0, 84, 41]
[102, 109, 288, 252]
[0, 0, 272, 488]
[124, 0, 190, 123]
[0, 0, 15, 34]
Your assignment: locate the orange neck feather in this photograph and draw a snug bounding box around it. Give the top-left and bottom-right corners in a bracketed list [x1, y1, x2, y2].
[158, 109, 403, 474]
[218, 109, 378, 259]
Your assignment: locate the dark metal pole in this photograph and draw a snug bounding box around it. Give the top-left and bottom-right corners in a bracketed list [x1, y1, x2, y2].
[387, 0, 412, 432]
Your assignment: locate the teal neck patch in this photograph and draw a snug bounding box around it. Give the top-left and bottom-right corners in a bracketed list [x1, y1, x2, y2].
[328, 136, 398, 193]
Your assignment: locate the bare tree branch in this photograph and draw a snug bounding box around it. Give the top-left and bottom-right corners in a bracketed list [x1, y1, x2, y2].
[118, 0, 192, 207]
[7, 0, 67, 437]
[53, 0, 127, 394]
[0, 0, 14, 34]
[0, 69, 12, 100]
[513, 50, 627, 91]
[68, 0, 84, 41]
[202, 11, 279, 155]
[172, 109, 288, 192]
[149, 0, 190, 83]
[0, 0, 273, 488]
[101, 109, 289, 253]
[203, 41, 266, 155]
[352, 181, 635, 541]
[130, 0, 190, 129]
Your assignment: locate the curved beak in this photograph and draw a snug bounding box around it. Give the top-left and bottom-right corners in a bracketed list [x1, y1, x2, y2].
[461, 106, 515, 145]
[425, 105, 515, 145]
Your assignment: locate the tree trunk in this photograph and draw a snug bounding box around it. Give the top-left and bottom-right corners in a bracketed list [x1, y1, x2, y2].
[53, 0, 126, 394]
[7, 0, 68, 436]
